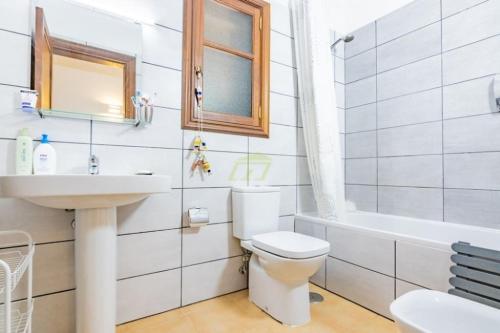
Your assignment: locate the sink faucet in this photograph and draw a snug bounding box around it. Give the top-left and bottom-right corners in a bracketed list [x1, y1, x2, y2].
[88, 154, 99, 175]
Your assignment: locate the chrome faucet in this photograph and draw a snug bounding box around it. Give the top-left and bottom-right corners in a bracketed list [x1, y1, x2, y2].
[88, 154, 100, 175]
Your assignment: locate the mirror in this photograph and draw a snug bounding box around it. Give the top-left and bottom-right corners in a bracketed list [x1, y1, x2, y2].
[31, 0, 143, 123]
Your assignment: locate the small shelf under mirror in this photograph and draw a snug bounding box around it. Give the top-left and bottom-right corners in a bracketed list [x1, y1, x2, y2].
[34, 108, 140, 126]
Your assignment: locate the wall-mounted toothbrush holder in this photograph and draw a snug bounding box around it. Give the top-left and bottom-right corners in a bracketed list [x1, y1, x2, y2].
[131, 93, 154, 127]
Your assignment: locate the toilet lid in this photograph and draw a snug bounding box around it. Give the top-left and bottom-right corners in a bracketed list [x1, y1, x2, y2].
[252, 231, 330, 259]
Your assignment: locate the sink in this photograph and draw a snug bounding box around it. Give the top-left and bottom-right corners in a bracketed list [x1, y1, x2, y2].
[0, 174, 172, 333]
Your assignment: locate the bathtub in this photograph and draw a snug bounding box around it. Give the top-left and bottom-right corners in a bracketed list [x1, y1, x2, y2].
[294, 211, 500, 318]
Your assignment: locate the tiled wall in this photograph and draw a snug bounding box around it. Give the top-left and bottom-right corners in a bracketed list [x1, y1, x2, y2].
[0, 0, 311, 331]
[343, 0, 500, 229]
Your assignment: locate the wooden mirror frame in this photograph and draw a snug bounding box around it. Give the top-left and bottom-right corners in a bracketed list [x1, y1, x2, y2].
[33, 7, 136, 119]
[182, 0, 271, 138]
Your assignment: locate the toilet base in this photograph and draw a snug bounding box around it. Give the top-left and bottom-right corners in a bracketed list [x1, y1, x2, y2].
[248, 255, 311, 326]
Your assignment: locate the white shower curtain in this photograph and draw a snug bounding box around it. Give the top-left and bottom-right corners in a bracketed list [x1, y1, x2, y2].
[291, 0, 346, 221]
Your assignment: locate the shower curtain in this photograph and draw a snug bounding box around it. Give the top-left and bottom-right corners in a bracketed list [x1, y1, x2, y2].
[291, 0, 346, 221]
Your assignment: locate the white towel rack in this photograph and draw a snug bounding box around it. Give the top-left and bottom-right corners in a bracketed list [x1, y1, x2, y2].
[0, 231, 34, 333]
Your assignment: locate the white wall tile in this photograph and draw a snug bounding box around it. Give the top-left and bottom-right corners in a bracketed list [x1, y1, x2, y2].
[396, 279, 424, 298]
[183, 130, 248, 153]
[442, 0, 500, 51]
[280, 185, 297, 216]
[270, 62, 298, 97]
[32, 290, 76, 333]
[278, 215, 294, 231]
[334, 56, 345, 84]
[444, 152, 500, 190]
[443, 35, 500, 85]
[444, 114, 500, 153]
[181, 257, 247, 305]
[335, 82, 346, 108]
[345, 76, 376, 108]
[271, 31, 295, 67]
[345, 49, 376, 83]
[345, 158, 377, 185]
[248, 154, 296, 186]
[249, 124, 296, 155]
[378, 155, 443, 188]
[142, 24, 182, 69]
[345, 185, 377, 212]
[270, 0, 292, 37]
[377, 88, 442, 128]
[183, 187, 232, 226]
[270, 92, 297, 126]
[0, 0, 30, 34]
[376, 0, 441, 45]
[297, 127, 306, 156]
[377, 55, 441, 101]
[377, 22, 441, 73]
[442, 0, 487, 18]
[117, 269, 181, 324]
[182, 223, 241, 266]
[444, 189, 500, 229]
[0, 31, 30, 86]
[297, 185, 317, 213]
[344, 23, 376, 58]
[142, 63, 182, 109]
[345, 103, 376, 133]
[0, 198, 74, 243]
[117, 229, 181, 279]
[118, 191, 182, 234]
[378, 186, 443, 220]
[296, 157, 311, 185]
[93, 145, 182, 187]
[183, 151, 247, 188]
[378, 122, 442, 157]
[345, 131, 377, 158]
[443, 76, 496, 119]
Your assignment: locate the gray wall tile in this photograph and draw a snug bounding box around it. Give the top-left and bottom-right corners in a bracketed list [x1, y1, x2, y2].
[345, 76, 376, 108]
[378, 155, 443, 187]
[32, 291, 75, 333]
[442, 0, 487, 18]
[377, 55, 442, 101]
[443, 114, 500, 153]
[346, 103, 376, 133]
[336, 82, 346, 108]
[442, 0, 500, 51]
[444, 189, 500, 229]
[346, 185, 377, 212]
[346, 131, 377, 158]
[377, 22, 441, 73]
[334, 56, 345, 83]
[378, 186, 443, 220]
[378, 122, 442, 157]
[444, 152, 500, 190]
[396, 280, 424, 298]
[377, 88, 442, 128]
[345, 49, 376, 83]
[345, 158, 377, 185]
[376, 0, 441, 44]
[443, 35, 500, 85]
[345, 22, 376, 58]
[443, 75, 497, 119]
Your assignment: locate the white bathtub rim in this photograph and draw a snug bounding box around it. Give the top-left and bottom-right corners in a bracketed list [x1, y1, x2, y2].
[296, 211, 500, 252]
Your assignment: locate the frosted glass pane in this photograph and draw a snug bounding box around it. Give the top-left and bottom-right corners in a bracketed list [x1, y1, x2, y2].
[204, 0, 253, 53]
[203, 47, 252, 117]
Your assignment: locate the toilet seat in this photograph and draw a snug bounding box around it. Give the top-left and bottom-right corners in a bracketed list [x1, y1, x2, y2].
[252, 231, 330, 259]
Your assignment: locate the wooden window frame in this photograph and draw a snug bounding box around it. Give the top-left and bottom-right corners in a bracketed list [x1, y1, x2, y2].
[33, 7, 136, 119]
[182, 0, 271, 137]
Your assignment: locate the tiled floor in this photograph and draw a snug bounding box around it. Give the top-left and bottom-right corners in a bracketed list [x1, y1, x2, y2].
[116, 284, 399, 333]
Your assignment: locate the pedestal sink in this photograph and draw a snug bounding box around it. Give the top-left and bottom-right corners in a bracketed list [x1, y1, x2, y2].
[0, 175, 171, 333]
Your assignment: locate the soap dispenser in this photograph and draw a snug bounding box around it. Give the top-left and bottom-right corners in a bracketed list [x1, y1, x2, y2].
[15, 128, 33, 175]
[33, 134, 57, 175]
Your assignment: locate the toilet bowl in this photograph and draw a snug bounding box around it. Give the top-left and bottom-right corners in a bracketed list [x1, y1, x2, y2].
[232, 187, 330, 326]
[391, 289, 500, 333]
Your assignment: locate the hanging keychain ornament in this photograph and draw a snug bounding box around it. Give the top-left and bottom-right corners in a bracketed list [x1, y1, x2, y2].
[191, 66, 212, 175]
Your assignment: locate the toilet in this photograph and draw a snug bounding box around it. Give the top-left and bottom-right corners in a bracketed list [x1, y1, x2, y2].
[232, 186, 330, 326]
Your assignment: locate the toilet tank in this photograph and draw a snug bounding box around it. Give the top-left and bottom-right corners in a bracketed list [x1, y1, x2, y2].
[232, 186, 281, 240]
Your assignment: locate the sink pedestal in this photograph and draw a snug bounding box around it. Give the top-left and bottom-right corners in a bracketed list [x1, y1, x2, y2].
[75, 208, 117, 333]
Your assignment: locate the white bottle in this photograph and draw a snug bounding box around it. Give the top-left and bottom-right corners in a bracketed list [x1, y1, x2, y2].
[15, 128, 33, 175]
[33, 134, 57, 175]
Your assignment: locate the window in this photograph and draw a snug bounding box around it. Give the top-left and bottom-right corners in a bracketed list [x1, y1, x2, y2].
[182, 0, 270, 137]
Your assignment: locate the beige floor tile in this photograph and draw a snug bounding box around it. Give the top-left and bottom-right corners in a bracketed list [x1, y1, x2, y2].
[117, 285, 398, 333]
